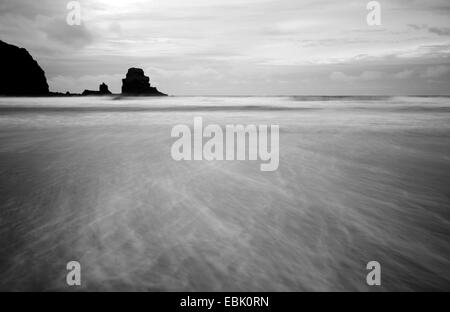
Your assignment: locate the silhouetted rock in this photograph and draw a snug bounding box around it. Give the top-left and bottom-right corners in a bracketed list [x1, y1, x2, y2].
[121, 68, 166, 96]
[99, 83, 111, 94]
[0, 40, 49, 96]
[82, 82, 112, 96]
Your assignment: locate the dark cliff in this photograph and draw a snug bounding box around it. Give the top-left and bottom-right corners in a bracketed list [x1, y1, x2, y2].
[0, 40, 49, 96]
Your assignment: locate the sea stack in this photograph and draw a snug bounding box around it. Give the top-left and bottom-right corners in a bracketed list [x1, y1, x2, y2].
[82, 82, 112, 96]
[0, 40, 49, 96]
[121, 68, 167, 96]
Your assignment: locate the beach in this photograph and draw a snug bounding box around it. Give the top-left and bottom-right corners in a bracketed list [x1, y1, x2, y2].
[0, 96, 449, 291]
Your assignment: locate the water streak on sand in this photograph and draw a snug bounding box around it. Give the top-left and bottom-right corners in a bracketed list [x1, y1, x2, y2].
[0, 96, 449, 291]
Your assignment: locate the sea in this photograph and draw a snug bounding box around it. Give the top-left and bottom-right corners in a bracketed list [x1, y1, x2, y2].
[0, 96, 449, 291]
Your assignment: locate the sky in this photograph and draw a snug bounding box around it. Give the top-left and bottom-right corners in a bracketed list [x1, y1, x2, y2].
[0, 0, 449, 95]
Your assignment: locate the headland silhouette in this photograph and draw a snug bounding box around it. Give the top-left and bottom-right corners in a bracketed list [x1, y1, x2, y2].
[0, 40, 167, 97]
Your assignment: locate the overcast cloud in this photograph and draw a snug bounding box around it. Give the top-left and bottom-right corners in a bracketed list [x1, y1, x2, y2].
[0, 0, 449, 95]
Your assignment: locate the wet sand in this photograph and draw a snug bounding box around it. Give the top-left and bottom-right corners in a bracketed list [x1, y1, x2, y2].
[0, 96, 449, 291]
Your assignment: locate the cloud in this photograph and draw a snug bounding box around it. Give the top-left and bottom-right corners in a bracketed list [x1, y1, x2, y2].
[329, 71, 355, 82]
[361, 71, 383, 81]
[408, 24, 450, 36]
[428, 27, 450, 36]
[329, 71, 383, 82]
[421, 65, 450, 78]
[148, 66, 223, 80]
[1, 0, 450, 95]
[394, 69, 415, 79]
[41, 18, 94, 48]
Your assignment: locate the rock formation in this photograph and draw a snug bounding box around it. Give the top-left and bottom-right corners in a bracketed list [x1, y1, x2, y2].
[121, 68, 166, 96]
[99, 83, 111, 94]
[0, 40, 49, 96]
[0, 40, 168, 97]
[82, 82, 112, 96]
